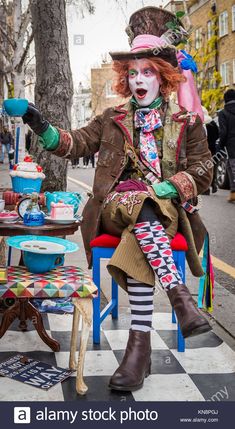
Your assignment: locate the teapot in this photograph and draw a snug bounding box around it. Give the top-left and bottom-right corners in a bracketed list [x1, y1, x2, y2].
[45, 191, 82, 215]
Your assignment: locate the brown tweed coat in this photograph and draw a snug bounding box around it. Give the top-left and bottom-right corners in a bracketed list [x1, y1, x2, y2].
[51, 100, 213, 279]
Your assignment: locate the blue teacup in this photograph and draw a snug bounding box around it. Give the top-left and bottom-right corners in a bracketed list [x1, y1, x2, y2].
[23, 251, 64, 274]
[3, 98, 28, 117]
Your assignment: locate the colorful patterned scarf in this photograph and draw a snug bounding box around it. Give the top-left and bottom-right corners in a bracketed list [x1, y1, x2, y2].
[134, 108, 163, 181]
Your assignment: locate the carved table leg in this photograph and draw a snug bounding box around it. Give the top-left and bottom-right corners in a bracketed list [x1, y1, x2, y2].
[0, 301, 20, 337]
[69, 299, 81, 370]
[70, 298, 92, 395]
[18, 300, 28, 331]
[25, 300, 60, 352]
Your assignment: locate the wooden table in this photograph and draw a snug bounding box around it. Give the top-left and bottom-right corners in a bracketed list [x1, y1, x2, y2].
[0, 221, 80, 352]
[0, 221, 79, 237]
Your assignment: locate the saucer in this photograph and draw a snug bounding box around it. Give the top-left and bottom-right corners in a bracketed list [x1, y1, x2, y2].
[45, 215, 82, 225]
[7, 235, 79, 254]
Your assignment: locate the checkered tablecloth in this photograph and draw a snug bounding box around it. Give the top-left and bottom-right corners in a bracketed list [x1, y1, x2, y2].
[0, 266, 98, 299]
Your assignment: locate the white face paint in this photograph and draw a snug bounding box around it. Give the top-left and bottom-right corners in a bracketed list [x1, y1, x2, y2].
[128, 59, 161, 107]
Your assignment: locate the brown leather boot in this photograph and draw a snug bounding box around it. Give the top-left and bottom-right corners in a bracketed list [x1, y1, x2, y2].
[109, 329, 151, 391]
[167, 284, 211, 338]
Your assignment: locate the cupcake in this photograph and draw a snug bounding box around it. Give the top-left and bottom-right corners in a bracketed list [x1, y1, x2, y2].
[10, 155, 45, 194]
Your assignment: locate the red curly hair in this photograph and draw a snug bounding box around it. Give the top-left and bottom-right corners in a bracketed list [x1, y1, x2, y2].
[112, 57, 186, 100]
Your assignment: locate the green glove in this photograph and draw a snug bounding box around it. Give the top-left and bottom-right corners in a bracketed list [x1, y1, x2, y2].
[39, 124, 60, 151]
[152, 181, 179, 199]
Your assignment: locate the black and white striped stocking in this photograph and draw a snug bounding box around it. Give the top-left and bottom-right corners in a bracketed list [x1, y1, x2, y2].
[127, 277, 154, 332]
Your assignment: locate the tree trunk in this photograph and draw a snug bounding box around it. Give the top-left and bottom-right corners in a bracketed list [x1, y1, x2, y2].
[30, 0, 73, 191]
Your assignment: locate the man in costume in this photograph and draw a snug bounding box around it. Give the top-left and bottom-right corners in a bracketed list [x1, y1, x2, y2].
[23, 7, 213, 392]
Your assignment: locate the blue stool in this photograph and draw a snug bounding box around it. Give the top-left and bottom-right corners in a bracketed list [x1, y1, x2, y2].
[91, 233, 187, 351]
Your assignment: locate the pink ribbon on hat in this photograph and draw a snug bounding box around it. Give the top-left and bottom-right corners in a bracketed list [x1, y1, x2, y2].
[131, 34, 166, 52]
[176, 51, 204, 122]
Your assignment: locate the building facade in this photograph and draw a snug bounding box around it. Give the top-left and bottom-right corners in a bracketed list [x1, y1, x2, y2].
[91, 62, 126, 117]
[71, 82, 92, 129]
[188, 0, 235, 88]
[166, 0, 235, 88]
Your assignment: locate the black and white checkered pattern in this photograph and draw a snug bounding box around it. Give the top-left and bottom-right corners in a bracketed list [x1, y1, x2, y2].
[1, 308, 235, 402]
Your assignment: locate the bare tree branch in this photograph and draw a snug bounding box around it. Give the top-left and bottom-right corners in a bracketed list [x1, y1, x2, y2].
[0, 0, 8, 14]
[66, 0, 95, 17]
[15, 30, 34, 73]
[18, 4, 31, 41]
[0, 46, 12, 69]
[12, 7, 32, 70]
[15, 4, 31, 44]
[24, 53, 35, 69]
[0, 25, 16, 49]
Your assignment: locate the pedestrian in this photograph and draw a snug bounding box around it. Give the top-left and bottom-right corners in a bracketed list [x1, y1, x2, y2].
[90, 154, 95, 168]
[202, 106, 219, 194]
[83, 155, 89, 168]
[22, 7, 213, 392]
[25, 129, 32, 152]
[0, 127, 14, 165]
[71, 157, 80, 169]
[218, 89, 235, 202]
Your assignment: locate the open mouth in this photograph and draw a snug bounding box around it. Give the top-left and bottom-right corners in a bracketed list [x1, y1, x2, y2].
[135, 88, 147, 99]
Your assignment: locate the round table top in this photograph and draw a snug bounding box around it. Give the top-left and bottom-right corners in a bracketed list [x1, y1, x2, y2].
[0, 221, 80, 237]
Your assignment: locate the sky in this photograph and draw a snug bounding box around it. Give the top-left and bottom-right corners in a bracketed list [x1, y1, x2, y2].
[67, 0, 168, 87]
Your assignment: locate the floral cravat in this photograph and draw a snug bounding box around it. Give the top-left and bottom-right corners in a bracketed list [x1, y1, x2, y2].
[134, 108, 162, 181]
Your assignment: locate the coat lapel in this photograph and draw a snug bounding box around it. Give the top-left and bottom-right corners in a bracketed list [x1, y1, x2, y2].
[161, 101, 188, 179]
[112, 101, 134, 146]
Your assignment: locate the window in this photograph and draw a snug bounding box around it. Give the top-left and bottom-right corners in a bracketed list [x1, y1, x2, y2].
[207, 20, 213, 39]
[220, 62, 230, 86]
[232, 5, 235, 31]
[219, 11, 228, 37]
[105, 80, 115, 98]
[233, 60, 235, 83]
[195, 27, 203, 49]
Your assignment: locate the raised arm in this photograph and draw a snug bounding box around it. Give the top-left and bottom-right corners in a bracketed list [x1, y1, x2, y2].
[22, 103, 103, 159]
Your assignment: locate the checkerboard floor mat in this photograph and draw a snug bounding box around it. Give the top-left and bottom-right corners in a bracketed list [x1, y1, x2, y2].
[1, 309, 235, 401]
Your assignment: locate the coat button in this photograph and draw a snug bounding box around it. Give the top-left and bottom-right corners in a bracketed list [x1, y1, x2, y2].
[169, 161, 173, 167]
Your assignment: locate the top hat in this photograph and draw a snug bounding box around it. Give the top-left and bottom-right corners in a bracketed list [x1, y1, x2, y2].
[110, 7, 188, 66]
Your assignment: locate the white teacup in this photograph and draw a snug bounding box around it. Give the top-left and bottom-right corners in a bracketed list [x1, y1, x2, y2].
[0, 199, 5, 212]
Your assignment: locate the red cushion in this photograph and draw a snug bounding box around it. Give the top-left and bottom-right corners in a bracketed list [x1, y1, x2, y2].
[170, 232, 188, 251]
[90, 232, 188, 251]
[90, 234, 121, 248]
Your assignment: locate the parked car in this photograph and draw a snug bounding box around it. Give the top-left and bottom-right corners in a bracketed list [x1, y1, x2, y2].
[215, 140, 230, 189]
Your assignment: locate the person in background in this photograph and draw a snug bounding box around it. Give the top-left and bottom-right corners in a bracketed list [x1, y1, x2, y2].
[83, 155, 90, 168]
[0, 127, 14, 165]
[202, 106, 219, 194]
[90, 154, 95, 168]
[71, 157, 80, 169]
[25, 129, 32, 152]
[218, 89, 235, 203]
